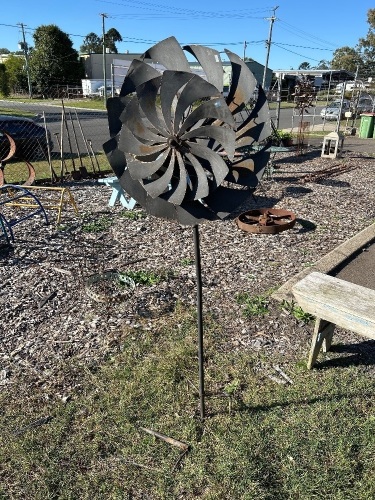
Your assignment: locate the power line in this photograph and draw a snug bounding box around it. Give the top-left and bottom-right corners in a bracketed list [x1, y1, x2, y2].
[277, 19, 339, 49]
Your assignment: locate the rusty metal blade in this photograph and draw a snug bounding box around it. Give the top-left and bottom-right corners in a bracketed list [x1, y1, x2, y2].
[143, 149, 176, 198]
[173, 76, 222, 135]
[128, 149, 170, 180]
[160, 71, 196, 134]
[183, 45, 223, 92]
[181, 125, 235, 159]
[187, 143, 229, 189]
[142, 36, 191, 72]
[179, 98, 235, 136]
[225, 50, 258, 114]
[120, 59, 161, 96]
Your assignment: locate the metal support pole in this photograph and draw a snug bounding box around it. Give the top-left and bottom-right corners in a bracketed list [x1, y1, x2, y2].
[262, 6, 278, 90]
[18, 23, 32, 99]
[275, 73, 282, 129]
[100, 13, 108, 107]
[193, 224, 205, 420]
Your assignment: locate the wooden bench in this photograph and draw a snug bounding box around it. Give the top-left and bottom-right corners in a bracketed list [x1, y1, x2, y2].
[97, 176, 136, 209]
[292, 272, 375, 369]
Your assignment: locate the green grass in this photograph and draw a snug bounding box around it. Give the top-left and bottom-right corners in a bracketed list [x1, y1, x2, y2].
[0, 305, 374, 499]
[81, 214, 113, 233]
[119, 269, 163, 286]
[2, 153, 112, 185]
[1, 97, 107, 111]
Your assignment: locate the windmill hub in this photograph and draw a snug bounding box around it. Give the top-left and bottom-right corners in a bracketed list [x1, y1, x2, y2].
[167, 135, 182, 149]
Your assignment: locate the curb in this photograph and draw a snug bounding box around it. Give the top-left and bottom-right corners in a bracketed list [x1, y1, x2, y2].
[272, 223, 375, 302]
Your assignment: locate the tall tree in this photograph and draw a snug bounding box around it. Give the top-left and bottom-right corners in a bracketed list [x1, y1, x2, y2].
[80, 28, 123, 54]
[105, 28, 123, 54]
[0, 63, 10, 97]
[29, 25, 84, 93]
[298, 62, 311, 70]
[314, 60, 330, 70]
[358, 8, 375, 79]
[4, 54, 28, 93]
[80, 32, 102, 54]
[330, 46, 361, 73]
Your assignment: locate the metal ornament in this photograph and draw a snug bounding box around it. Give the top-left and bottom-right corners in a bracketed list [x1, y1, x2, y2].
[103, 37, 272, 418]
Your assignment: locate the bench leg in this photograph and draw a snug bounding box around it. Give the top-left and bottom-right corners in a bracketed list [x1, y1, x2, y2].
[109, 190, 120, 207]
[307, 318, 335, 369]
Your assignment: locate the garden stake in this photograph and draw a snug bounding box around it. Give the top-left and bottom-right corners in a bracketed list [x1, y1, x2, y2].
[75, 110, 96, 174]
[42, 112, 58, 183]
[69, 111, 89, 178]
[61, 100, 81, 180]
[87, 139, 101, 175]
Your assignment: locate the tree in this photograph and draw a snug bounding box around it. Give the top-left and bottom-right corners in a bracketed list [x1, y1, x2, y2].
[105, 28, 123, 54]
[80, 28, 123, 54]
[29, 25, 84, 93]
[80, 32, 102, 54]
[358, 8, 375, 79]
[298, 62, 310, 70]
[0, 48, 10, 54]
[0, 63, 10, 97]
[314, 60, 330, 70]
[4, 54, 28, 93]
[330, 46, 361, 73]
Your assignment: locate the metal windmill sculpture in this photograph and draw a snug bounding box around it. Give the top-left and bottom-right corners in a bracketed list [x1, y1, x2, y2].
[103, 36, 272, 419]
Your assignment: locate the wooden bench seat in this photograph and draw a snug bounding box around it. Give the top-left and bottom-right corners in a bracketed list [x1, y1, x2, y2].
[292, 272, 375, 369]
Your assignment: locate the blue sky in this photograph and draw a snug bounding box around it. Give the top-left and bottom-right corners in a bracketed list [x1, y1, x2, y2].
[0, 0, 373, 70]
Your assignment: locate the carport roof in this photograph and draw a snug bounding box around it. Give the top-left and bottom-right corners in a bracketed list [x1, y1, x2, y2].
[273, 69, 355, 81]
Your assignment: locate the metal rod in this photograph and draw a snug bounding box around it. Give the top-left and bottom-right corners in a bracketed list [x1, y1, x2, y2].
[74, 110, 96, 173]
[193, 224, 205, 420]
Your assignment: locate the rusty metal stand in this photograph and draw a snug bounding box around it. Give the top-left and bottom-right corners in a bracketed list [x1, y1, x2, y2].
[193, 224, 205, 420]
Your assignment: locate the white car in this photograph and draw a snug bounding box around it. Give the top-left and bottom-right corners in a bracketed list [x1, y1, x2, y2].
[320, 100, 351, 121]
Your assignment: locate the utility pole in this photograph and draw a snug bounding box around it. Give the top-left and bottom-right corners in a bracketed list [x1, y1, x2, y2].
[243, 41, 247, 61]
[262, 6, 278, 90]
[100, 13, 108, 106]
[18, 23, 32, 99]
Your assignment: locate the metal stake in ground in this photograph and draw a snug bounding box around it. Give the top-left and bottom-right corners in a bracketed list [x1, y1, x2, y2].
[75, 110, 96, 175]
[193, 224, 205, 420]
[87, 139, 101, 175]
[61, 100, 81, 180]
[69, 111, 89, 178]
[42, 112, 58, 183]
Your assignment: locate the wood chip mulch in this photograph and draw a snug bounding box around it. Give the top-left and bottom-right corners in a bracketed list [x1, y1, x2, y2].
[1, 147, 374, 396]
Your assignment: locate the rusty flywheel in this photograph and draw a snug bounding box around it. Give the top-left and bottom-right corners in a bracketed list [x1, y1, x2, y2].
[236, 208, 296, 234]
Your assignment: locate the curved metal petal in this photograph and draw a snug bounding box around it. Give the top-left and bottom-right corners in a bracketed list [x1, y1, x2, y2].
[119, 124, 167, 157]
[183, 45, 224, 92]
[128, 149, 170, 180]
[123, 97, 168, 143]
[143, 149, 176, 198]
[160, 71, 196, 135]
[179, 97, 235, 135]
[181, 125, 235, 160]
[187, 143, 229, 189]
[185, 152, 210, 200]
[225, 50, 258, 114]
[120, 59, 162, 97]
[165, 151, 187, 205]
[173, 76, 222, 134]
[142, 36, 191, 72]
[137, 77, 170, 136]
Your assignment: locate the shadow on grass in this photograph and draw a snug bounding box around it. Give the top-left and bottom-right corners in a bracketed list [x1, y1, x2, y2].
[313, 339, 375, 370]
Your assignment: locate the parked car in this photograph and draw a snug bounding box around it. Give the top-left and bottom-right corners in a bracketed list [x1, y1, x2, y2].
[355, 97, 374, 114]
[320, 100, 351, 121]
[0, 115, 52, 161]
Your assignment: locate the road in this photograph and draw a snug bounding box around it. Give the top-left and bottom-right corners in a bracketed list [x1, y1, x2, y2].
[1, 99, 331, 156]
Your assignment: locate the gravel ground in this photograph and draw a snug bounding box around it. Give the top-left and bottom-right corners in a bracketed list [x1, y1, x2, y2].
[1, 146, 374, 394]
